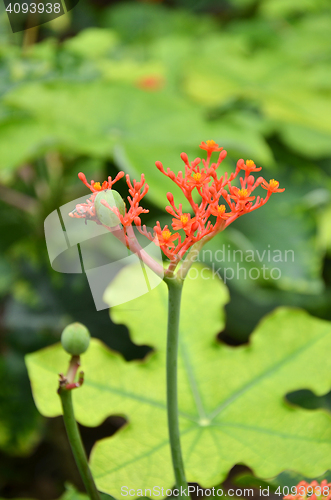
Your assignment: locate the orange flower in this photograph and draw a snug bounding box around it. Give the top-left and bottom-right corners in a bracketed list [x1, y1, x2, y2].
[186, 171, 209, 189]
[237, 159, 262, 174]
[92, 181, 108, 191]
[261, 179, 285, 193]
[157, 230, 179, 248]
[230, 187, 255, 204]
[199, 140, 223, 154]
[172, 214, 196, 233]
[210, 204, 231, 218]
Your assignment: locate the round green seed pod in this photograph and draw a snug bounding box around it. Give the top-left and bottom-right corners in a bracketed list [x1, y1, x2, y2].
[95, 189, 126, 227]
[61, 323, 90, 355]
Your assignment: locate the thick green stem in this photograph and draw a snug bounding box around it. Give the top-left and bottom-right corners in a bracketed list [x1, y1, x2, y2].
[165, 277, 190, 499]
[59, 388, 101, 500]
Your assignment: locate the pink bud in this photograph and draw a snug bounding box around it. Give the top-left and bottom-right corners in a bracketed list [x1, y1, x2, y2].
[192, 158, 201, 167]
[180, 152, 189, 164]
[78, 172, 87, 181]
[167, 192, 174, 203]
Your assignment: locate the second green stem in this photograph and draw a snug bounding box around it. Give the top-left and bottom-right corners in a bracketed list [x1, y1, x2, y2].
[165, 277, 190, 499]
[59, 388, 101, 500]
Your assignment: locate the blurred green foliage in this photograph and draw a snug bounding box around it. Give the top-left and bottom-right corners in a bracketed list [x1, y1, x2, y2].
[1, 0, 331, 496]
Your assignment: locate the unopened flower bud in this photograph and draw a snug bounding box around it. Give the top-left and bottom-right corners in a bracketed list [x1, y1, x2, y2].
[167, 192, 174, 204]
[192, 158, 201, 167]
[61, 323, 90, 355]
[180, 153, 189, 164]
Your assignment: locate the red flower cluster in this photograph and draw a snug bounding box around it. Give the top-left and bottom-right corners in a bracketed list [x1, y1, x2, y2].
[283, 480, 331, 500]
[145, 140, 284, 262]
[69, 140, 284, 271]
[69, 171, 149, 227]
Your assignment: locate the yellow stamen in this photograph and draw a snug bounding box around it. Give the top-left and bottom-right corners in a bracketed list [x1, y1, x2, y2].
[193, 172, 202, 182]
[246, 160, 255, 168]
[269, 179, 279, 189]
[180, 215, 189, 225]
[94, 182, 102, 190]
[238, 188, 249, 198]
[162, 230, 172, 241]
[206, 140, 217, 147]
[217, 205, 226, 214]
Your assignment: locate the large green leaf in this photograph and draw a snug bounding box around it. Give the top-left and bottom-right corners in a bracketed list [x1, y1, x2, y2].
[26, 264, 331, 497]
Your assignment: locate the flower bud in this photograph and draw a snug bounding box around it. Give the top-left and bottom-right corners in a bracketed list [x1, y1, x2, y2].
[247, 175, 255, 186]
[167, 192, 174, 204]
[61, 323, 90, 355]
[180, 152, 189, 164]
[95, 189, 126, 227]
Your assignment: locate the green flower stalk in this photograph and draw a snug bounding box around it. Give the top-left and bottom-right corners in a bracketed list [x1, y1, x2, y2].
[164, 276, 187, 497]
